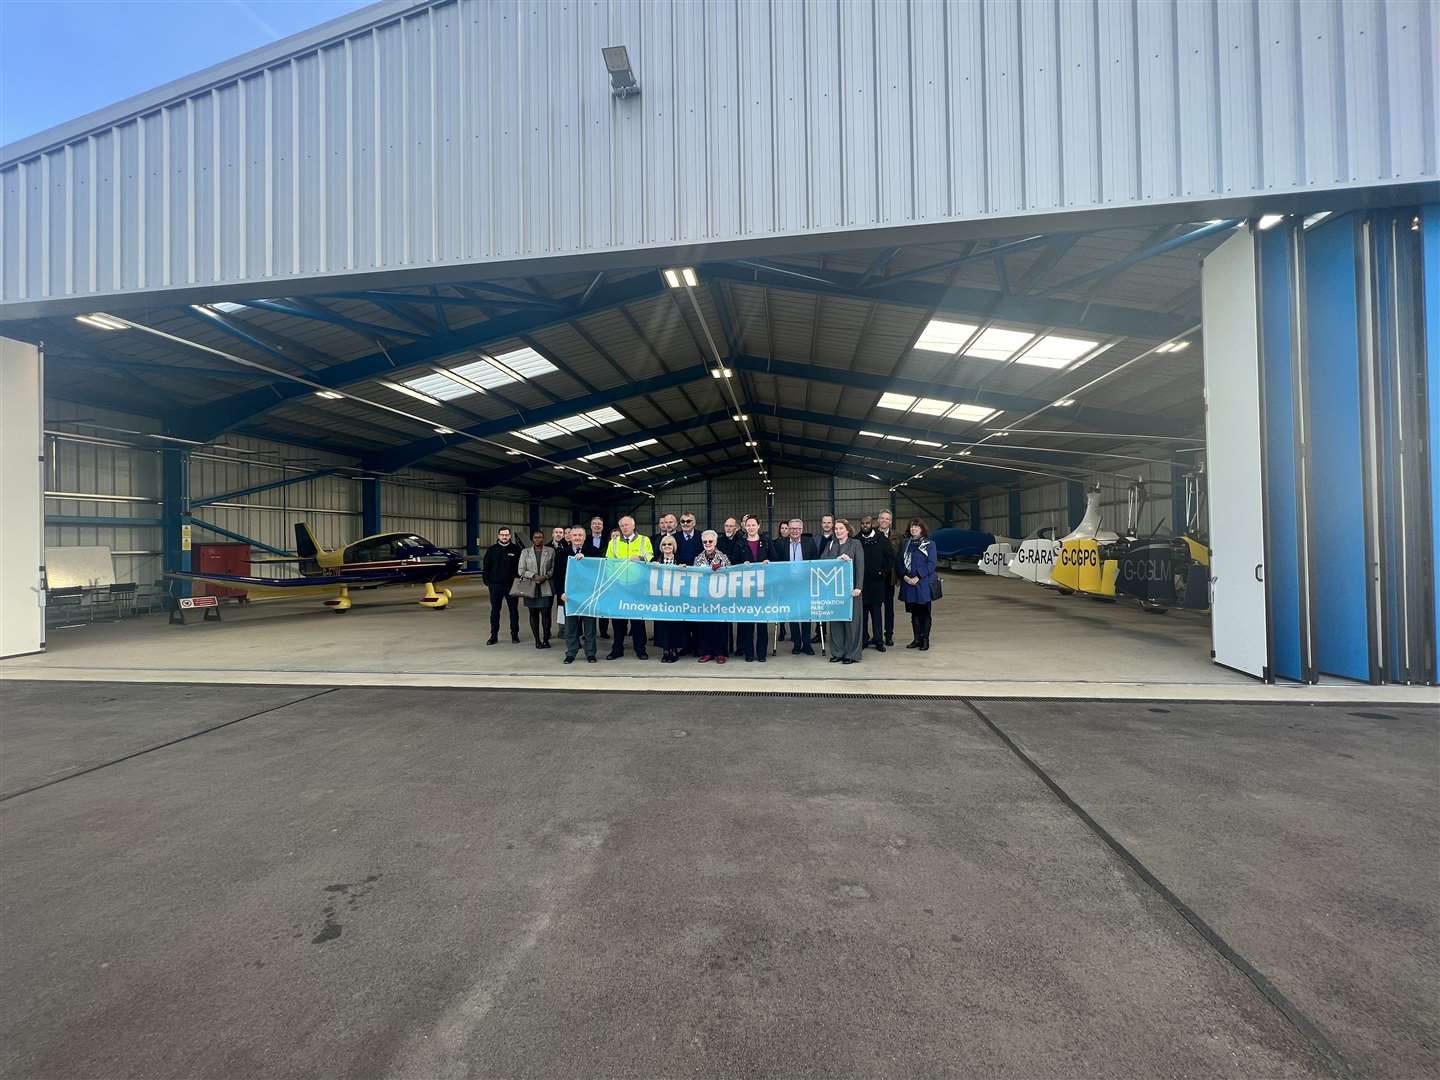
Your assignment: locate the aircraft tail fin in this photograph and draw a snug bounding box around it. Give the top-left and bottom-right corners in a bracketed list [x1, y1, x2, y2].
[294, 522, 324, 574]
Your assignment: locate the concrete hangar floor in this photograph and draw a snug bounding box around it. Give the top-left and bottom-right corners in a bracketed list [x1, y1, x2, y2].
[3, 570, 1432, 702]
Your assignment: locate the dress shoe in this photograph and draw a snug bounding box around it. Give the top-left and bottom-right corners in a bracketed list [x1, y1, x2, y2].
[841, 657, 858, 665]
[511, 634, 521, 644]
[802, 647, 815, 656]
[874, 643, 886, 653]
[487, 636, 498, 646]
[906, 640, 922, 649]
[636, 652, 650, 661]
[587, 656, 598, 663]
[791, 645, 802, 655]
[607, 651, 624, 661]
[830, 656, 842, 663]
[884, 636, 894, 646]
[563, 656, 575, 664]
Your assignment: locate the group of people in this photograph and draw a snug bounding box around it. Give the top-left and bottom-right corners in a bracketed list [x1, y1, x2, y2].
[480, 509, 939, 667]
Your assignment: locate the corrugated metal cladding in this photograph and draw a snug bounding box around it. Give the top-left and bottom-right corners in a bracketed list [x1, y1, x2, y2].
[3, 0, 1434, 308]
[43, 397, 541, 578]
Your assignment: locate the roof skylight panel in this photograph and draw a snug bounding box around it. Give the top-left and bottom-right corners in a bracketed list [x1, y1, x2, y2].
[913, 319, 978, 354]
[963, 328, 1035, 361]
[491, 347, 558, 378]
[877, 392, 916, 411]
[1014, 334, 1099, 369]
[402, 372, 473, 400]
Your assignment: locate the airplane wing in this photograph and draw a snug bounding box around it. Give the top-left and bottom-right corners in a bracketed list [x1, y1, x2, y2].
[166, 569, 406, 599]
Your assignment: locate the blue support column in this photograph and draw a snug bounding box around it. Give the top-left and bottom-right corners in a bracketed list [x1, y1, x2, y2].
[465, 493, 480, 559]
[1067, 480, 1086, 532]
[361, 477, 382, 536]
[943, 499, 956, 527]
[968, 496, 982, 531]
[829, 474, 837, 516]
[705, 480, 714, 530]
[162, 448, 191, 598]
[1425, 205, 1440, 682]
[527, 500, 540, 537]
[1008, 488, 1022, 539]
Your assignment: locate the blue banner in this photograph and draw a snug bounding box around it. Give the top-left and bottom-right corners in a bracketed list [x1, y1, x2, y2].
[563, 557, 854, 622]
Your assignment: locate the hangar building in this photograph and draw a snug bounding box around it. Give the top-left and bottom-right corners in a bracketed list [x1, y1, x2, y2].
[1, 0, 1436, 691]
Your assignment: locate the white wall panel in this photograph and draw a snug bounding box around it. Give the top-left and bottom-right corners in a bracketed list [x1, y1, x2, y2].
[5, 0, 1430, 311]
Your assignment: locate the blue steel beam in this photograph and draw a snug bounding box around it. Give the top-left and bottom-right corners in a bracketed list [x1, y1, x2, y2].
[324, 290, 563, 313]
[187, 516, 293, 558]
[704, 262, 1194, 341]
[866, 235, 1049, 289]
[191, 468, 341, 509]
[46, 515, 164, 528]
[185, 274, 668, 441]
[49, 355, 264, 382]
[531, 437, 752, 497]
[732, 355, 1190, 438]
[361, 362, 712, 474]
[237, 299, 425, 341]
[466, 411, 735, 489]
[1035, 220, 1241, 298]
[183, 307, 320, 377]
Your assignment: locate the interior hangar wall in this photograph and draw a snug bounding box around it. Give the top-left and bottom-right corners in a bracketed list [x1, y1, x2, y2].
[43, 399, 541, 581]
[4, 0, 1434, 309]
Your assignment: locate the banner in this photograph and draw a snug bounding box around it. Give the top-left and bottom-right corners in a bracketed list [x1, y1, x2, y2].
[563, 557, 854, 623]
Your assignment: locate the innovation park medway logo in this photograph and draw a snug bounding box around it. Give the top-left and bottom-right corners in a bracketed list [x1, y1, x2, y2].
[565, 557, 852, 622]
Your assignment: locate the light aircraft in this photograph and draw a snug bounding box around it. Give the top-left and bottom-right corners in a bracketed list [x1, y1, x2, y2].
[930, 527, 999, 565]
[168, 523, 465, 612]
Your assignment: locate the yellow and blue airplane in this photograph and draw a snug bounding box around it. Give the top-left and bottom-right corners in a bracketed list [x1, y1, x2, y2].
[168, 523, 465, 612]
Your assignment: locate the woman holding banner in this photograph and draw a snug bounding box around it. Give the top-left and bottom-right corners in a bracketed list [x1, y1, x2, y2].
[693, 530, 731, 664]
[820, 519, 866, 665]
[652, 535, 689, 664]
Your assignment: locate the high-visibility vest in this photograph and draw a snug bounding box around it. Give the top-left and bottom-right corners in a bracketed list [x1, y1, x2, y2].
[605, 532, 653, 561]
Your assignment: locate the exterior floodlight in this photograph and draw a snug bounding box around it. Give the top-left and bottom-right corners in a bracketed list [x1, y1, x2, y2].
[314, 390, 344, 400]
[76, 313, 126, 330]
[603, 46, 639, 98]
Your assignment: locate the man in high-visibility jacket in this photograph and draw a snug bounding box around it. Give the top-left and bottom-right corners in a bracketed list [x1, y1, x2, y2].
[604, 515, 654, 660]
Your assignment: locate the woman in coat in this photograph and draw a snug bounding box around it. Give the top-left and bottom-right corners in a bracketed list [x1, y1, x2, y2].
[692, 530, 731, 664]
[820, 518, 866, 665]
[857, 519, 895, 652]
[651, 534, 690, 663]
[514, 529, 556, 648]
[898, 518, 937, 650]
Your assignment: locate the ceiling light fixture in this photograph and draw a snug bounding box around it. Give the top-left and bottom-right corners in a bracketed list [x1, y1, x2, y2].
[75, 313, 127, 331]
[433, 426, 456, 435]
[711, 366, 732, 378]
[1257, 213, 1285, 230]
[663, 266, 698, 289]
[732, 413, 748, 422]
[1053, 398, 1076, 407]
[314, 390, 344, 400]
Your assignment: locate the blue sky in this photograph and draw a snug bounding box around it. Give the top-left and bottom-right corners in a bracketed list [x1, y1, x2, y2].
[2, 0, 373, 146]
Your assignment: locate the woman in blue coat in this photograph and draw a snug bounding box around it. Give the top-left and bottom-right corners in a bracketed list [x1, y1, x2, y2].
[898, 518, 937, 651]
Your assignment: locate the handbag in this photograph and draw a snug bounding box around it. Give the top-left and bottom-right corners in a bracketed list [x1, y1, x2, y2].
[929, 574, 943, 600]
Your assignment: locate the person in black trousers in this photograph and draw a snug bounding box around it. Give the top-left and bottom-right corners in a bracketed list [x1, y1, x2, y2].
[876, 509, 900, 646]
[858, 516, 894, 651]
[482, 527, 523, 644]
[732, 515, 770, 663]
[583, 516, 610, 639]
[771, 517, 817, 655]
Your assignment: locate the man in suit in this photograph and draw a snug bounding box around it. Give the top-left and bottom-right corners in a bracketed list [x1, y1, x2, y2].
[719, 517, 743, 561]
[584, 516, 609, 638]
[773, 521, 791, 642]
[772, 517, 817, 655]
[558, 526, 597, 663]
[674, 512, 704, 565]
[811, 515, 837, 643]
[876, 509, 901, 646]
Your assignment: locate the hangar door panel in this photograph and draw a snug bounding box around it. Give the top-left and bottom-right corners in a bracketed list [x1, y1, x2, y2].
[0, 337, 45, 658]
[1202, 230, 1269, 679]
